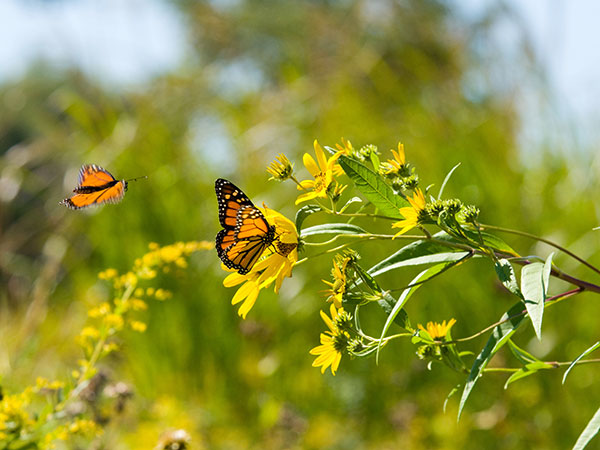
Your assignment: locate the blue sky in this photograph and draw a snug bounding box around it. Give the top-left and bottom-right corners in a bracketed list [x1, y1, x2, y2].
[0, 0, 597, 152]
[0, 0, 187, 87]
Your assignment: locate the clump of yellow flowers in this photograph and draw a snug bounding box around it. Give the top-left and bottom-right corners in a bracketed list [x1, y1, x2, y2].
[0, 241, 211, 449]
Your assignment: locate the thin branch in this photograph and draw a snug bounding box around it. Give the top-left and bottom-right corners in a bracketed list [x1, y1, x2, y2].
[333, 212, 399, 221]
[448, 288, 584, 344]
[480, 223, 600, 276]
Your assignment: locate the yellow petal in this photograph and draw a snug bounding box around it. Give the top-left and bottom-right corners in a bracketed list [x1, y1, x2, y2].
[231, 280, 258, 305]
[313, 140, 328, 171]
[303, 153, 320, 177]
[295, 190, 319, 205]
[320, 309, 336, 333]
[297, 179, 315, 190]
[330, 352, 342, 375]
[223, 272, 247, 287]
[237, 287, 260, 319]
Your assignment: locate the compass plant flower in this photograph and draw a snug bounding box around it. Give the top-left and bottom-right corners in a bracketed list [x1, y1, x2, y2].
[296, 140, 344, 204]
[267, 153, 294, 181]
[321, 254, 351, 307]
[335, 137, 354, 156]
[222, 206, 299, 318]
[392, 188, 427, 237]
[381, 142, 410, 178]
[418, 318, 457, 341]
[309, 303, 351, 375]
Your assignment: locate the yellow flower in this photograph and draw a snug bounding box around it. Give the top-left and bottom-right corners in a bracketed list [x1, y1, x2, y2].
[222, 206, 299, 318]
[418, 318, 457, 341]
[322, 256, 350, 307]
[392, 188, 427, 237]
[309, 304, 349, 375]
[296, 140, 344, 204]
[0, 391, 34, 438]
[335, 137, 354, 156]
[327, 180, 347, 204]
[88, 302, 111, 318]
[129, 320, 147, 333]
[80, 326, 100, 339]
[154, 288, 172, 300]
[132, 241, 211, 277]
[104, 313, 124, 331]
[98, 268, 118, 280]
[381, 142, 407, 176]
[131, 298, 148, 311]
[267, 153, 294, 181]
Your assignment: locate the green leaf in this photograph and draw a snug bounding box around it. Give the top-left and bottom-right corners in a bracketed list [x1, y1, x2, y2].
[377, 263, 451, 362]
[370, 251, 472, 277]
[435, 230, 517, 256]
[520, 262, 545, 340]
[563, 341, 600, 384]
[370, 151, 381, 172]
[349, 264, 410, 329]
[300, 223, 367, 237]
[543, 252, 554, 291]
[458, 301, 526, 420]
[573, 405, 600, 450]
[378, 291, 411, 330]
[495, 259, 523, 298]
[295, 205, 322, 232]
[349, 261, 410, 329]
[338, 155, 408, 218]
[437, 162, 461, 200]
[507, 339, 541, 365]
[353, 262, 382, 293]
[368, 237, 471, 277]
[504, 361, 553, 389]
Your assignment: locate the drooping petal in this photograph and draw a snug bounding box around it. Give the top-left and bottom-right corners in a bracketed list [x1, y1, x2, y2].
[297, 179, 315, 190]
[330, 351, 342, 375]
[231, 280, 258, 305]
[320, 309, 336, 333]
[223, 272, 248, 287]
[237, 287, 260, 319]
[295, 190, 319, 205]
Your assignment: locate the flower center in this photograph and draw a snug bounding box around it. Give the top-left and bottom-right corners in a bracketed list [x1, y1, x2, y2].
[314, 173, 327, 191]
[276, 241, 298, 257]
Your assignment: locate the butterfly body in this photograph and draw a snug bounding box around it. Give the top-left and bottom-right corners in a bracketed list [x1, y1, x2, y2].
[60, 164, 144, 210]
[215, 178, 276, 274]
[72, 180, 126, 195]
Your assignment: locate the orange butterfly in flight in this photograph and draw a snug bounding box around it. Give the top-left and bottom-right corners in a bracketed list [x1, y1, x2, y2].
[60, 164, 146, 210]
[215, 178, 277, 275]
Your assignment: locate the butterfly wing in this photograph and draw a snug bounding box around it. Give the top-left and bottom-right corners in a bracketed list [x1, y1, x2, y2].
[77, 164, 117, 187]
[60, 164, 127, 209]
[215, 178, 255, 229]
[61, 182, 126, 209]
[214, 179, 275, 274]
[216, 229, 268, 274]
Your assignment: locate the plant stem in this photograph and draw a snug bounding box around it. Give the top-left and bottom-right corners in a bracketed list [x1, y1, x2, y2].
[71, 281, 135, 395]
[482, 367, 519, 373]
[333, 212, 399, 221]
[449, 288, 583, 344]
[480, 223, 600, 276]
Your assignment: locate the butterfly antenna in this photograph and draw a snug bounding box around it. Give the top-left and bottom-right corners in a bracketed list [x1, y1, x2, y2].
[124, 175, 148, 183]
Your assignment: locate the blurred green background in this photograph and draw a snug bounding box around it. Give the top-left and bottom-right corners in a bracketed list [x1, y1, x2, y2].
[2, 0, 600, 448]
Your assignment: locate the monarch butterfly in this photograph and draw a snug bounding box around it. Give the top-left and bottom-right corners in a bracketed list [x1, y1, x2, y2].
[215, 178, 277, 275]
[60, 164, 146, 210]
